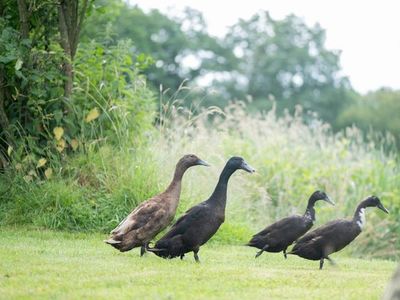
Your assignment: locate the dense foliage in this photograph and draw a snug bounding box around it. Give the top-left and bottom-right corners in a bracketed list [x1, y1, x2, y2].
[0, 0, 155, 176]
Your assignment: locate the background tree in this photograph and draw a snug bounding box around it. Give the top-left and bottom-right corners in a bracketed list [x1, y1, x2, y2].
[82, 1, 233, 94]
[214, 12, 353, 124]
[337, 88, 400, 147]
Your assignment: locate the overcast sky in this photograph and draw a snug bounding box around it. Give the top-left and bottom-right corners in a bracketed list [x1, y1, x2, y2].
[130, 0, 400, 94]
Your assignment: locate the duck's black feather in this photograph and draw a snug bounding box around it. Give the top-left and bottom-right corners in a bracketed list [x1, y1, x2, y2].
[290, 219, 360, 260]
[248, 215, 310, 252]
[152, 203, 222, 258]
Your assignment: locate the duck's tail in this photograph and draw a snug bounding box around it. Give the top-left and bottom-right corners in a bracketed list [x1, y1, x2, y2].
[104, 238, 123, 251]
[286, 250, 296, 255]
[146, 242, 171, 258]
[104, 238, 122, 245]
[145, 242, 163, 253]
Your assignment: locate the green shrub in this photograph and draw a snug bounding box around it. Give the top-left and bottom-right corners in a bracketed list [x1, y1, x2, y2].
[1, 12, 155, 179]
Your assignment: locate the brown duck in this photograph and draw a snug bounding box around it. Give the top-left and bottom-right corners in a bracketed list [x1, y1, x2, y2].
[104, 154, 209, 255]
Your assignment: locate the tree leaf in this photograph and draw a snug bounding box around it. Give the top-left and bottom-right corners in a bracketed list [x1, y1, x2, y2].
[45, 168, 53, 179]
[7, 145, 13, 156]
[15, 58, 23, 71]
[53, 127, 64, 141]
[23, 175, 33, 182]
[85, 107, 100, 123]
[56, 139, 66, 152]
[36, 158, 47, 168]
[70, 139, 79, 151]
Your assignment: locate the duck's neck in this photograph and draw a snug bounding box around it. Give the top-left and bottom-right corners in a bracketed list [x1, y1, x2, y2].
[304, 202, 316, 223]
[164, 163, 188, 203]
[208, 166, 236, 209]
[353, 204, 367, 230]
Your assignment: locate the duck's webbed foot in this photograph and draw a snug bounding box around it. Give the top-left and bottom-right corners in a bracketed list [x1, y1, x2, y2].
[140, 243, 149, 257]
[255, 245, 268, 258]
[319, 258, 324, 270]
[255, 250, 263, 258]
[193, 249, 200, 263]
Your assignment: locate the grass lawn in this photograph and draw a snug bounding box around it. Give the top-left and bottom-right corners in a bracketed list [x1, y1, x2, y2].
[0, 228, 396, 300]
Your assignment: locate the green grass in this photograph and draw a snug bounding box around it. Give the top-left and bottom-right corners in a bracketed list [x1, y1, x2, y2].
[0, 228, 396, 299]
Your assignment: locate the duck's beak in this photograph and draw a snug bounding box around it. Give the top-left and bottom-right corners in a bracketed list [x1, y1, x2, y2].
[241, 161, 256, 173]
[196, 159, 210, 167]
[324, 196, 335, 206]
[377, 202, 389, 214]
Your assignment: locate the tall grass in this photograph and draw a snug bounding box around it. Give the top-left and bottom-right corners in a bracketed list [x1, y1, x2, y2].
[0, 100, 399, 259]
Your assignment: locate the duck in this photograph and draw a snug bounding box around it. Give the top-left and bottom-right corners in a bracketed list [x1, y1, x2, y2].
[288, 195, 389, 269]
[247, 190, 334, 259]
[147, 157, 255, 262]
[104, 154, 209, 255]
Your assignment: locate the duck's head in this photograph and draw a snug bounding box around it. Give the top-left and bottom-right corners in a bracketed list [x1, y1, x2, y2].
[226, 156, 255, 173]
[309, 190, 335, 206]
[178, 154, 210, 169]
[362, 195, 389, 213]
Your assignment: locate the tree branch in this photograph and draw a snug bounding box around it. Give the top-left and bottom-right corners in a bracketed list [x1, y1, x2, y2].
[0, 64, 14, 168]
[17, 0, 29, 39]
[72, 0, 89, 58]
[58, 3, 71, 58]
[58, 0, 90, 98]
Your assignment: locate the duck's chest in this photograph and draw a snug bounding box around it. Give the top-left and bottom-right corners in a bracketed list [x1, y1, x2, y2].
[356, 208, 366, 230]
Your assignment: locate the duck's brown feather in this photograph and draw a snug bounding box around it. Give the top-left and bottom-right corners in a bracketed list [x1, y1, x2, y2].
[105, 154, 208, 252]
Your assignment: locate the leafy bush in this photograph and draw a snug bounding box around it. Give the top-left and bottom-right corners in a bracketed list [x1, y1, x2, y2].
[0, 146, 159, 231]
[3, 36, 155, 180]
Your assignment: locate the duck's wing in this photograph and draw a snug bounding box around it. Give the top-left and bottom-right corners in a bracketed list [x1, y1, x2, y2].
[158, 203, 208, 240]
[295, 219, 348, 245]
[249, 215, 304, 245]
[262, 216, 303, 235]
[110, 197, 162, 235]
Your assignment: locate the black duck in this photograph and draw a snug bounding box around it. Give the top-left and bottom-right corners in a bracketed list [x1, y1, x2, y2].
[247, 190, 334, 258]
[288, 195, 389, 269]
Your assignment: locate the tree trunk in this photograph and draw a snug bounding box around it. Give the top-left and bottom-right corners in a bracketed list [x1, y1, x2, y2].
[0, 66, 12, 168]
[0, 3, 15, 168]
[16, 0, 29, 39]
[58, 3, 73, 98]
[58, 0, 89, 99]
